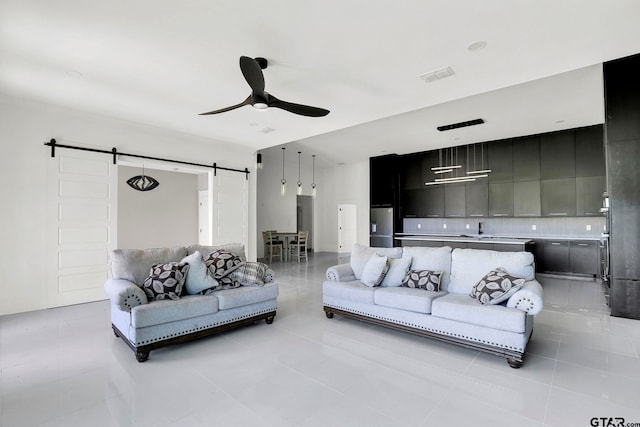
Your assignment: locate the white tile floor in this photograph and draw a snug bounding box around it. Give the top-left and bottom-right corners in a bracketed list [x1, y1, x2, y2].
[1, 253, 640, 427]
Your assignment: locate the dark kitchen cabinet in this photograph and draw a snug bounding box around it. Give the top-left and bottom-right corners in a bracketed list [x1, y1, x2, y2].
[576, 176, 606, 216]
[488, 139, 513, 183]
[542, 240, 570, 273]
[420, 186, 444, 217]
[569, 240, 599, 276]
[489, 182, 514, 217]
[512, 136, 540, 181]
[513, 180, 541, 217]
[400, 153, 422, 190]
[444, 185, 466, 217]
[401, 189, 421, 217]
[540, 130, 575, 179]
[370, 155, 397, 207]
[575, 125, 605, 177]
[530, 240, 545, 273]
[541, 178, 576, 217]
[465, 182, 488, 217]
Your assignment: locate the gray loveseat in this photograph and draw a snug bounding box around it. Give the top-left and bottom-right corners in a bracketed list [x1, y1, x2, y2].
[323, 244, 543, 368]
[104, 243, 278, 362]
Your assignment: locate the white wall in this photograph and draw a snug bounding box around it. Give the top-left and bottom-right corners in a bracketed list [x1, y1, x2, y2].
[256, 144, 370, 257]
[0, 94, 256, 315]
[117, 166, 198, 249]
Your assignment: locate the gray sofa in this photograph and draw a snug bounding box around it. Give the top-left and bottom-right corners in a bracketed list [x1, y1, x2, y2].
[323, 244, 543, 368]
[104, 243, 278, 362]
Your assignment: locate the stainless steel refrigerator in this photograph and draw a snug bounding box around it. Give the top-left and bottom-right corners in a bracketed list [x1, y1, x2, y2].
[370, 207, 394, 248]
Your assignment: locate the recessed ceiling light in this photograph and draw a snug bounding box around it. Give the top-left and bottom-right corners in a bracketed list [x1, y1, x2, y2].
[467, 41, 487, 52]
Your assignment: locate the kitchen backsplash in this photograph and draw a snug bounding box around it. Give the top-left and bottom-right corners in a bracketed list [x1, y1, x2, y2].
[402, 217, 605, 239]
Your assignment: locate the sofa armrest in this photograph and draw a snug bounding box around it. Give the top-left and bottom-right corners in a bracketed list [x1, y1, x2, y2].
[104, 278, 148, 312]
[326, 263, 356, 282]
[507, 280, 543, 315]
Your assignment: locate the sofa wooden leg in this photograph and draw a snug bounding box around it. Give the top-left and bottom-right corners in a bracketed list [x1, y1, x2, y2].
[507, 358, 523, 369]
[265, 315, 275, 324]
[325, 311, 334, 319]
[136, 350, 150, 363]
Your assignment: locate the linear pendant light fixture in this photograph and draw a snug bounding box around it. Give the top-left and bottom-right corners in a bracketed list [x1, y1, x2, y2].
[425, 144, 490, 186]
[280, 147, 286, 196]
[467, 142, 492, 174]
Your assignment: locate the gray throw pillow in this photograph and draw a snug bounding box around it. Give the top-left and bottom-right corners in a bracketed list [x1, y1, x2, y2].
[469, 267, 525, 305]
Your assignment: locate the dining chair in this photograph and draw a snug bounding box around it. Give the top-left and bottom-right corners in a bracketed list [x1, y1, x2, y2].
[262, 231, 283, 262]
[289, 230, 308, 263]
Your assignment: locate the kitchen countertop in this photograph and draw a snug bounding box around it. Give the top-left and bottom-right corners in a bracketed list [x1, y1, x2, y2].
[394, 234, 532, 245]
[395, 233, 605, 243]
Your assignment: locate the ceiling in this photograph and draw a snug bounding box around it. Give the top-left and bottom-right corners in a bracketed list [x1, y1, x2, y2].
[2, 1, 640, 166]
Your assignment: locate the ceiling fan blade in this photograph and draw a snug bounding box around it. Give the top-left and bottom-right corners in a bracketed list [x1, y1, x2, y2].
[268, 94, 330, 117]
[239, 56, 265, 94]
[199, 96, 252, 115]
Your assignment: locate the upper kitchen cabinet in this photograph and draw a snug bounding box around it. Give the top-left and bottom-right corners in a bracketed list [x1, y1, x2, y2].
[421, 150, 442, 186]
[420, 186, 445, 217]
[444, 185, 466, 217]
[370, 155, 398, 207]
[514, 180, 541, 217]
[575, 125, 605, 177]
[488, 140, 513, 183]
[512, 136, 540, 181]
[401, 189, 421, 217]
[541, 178, 577, 217]
[489, 182, 514, 217]
[576, 176, 606, 216]
[465, 181, 488, 217]
[400, 153, 423, 190]
[540, 130, 575, 179]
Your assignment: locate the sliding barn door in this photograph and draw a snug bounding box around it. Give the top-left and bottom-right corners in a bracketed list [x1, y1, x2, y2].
[47, 149, 117, 307]
[210, 170, 248, 248]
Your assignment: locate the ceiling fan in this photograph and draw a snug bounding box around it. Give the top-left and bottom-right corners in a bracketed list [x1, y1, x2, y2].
[199, 56, 330, 117]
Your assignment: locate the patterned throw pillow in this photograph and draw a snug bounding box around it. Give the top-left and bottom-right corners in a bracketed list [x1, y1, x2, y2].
[142, 262, 190, 301]
[402, 270, 443, 291]
[470, 267, 526, 305]
[230, 262, 270, 286]
[204, 250, 245, 278]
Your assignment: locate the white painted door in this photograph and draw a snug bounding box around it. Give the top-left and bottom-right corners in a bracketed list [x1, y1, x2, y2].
[198, 190, 210, 245]
[338, 204, 357, 253]
[47, 149, 117, 308]
[210, 170, 248, 248]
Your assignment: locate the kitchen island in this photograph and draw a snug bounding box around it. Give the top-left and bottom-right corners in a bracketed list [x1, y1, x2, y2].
[395, 233, 534, 252]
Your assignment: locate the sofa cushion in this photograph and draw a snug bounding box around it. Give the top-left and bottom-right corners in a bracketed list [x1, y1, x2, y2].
[215, 282, 279, 310]
[187, 243, 247, 261]
[431, 293, 526, 333]
[401, 270, 443, 291]
[229, 262, 270, 287]
[181, 251, 220, 295]
[374, 287, 446, 314]
[323, 280, 376, 304]
[380, 254, 412, 287]
[402, 246, 453, 291]
[205, 250, 245, 278]
[361, 254, 389, 287]
[448, 249, 534, 296]
[470, 268, 525, 305]
[131, 294, 219, 328]
[142, 262, 190, 301]
[350, 244, 402, 280]
[110, 246, 188, 286]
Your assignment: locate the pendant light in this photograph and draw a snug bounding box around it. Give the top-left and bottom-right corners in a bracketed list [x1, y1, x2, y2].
[311, 154, 317, 197]
[127, 164, 159, 191]
[280, 147, 286, 196]
[296, 151, 303, 195]
[467, 142, 492, 174]
[256, 152, 263, 170]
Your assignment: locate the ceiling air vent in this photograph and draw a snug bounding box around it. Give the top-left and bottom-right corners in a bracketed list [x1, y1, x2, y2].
[419, 66, 455, 83]
[437, 118, 484, 132]
[257, 126, 276, 134]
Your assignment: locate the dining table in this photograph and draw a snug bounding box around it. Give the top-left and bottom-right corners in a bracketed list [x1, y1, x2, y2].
[271, 231, 298, 261]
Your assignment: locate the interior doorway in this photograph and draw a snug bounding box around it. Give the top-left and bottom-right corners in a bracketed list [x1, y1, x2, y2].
[296, 195, 313, 251]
